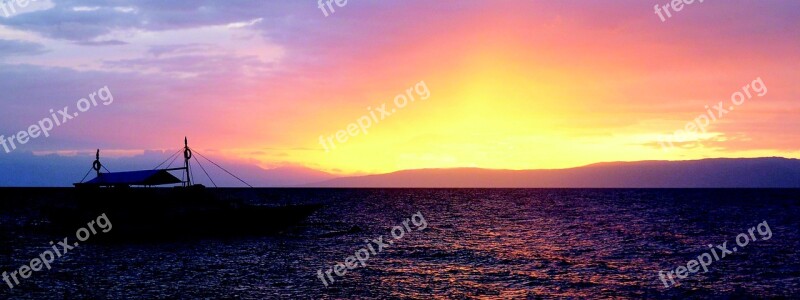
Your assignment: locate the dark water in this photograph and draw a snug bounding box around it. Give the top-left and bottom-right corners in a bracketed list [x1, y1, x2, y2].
[1, 189, 799, 299]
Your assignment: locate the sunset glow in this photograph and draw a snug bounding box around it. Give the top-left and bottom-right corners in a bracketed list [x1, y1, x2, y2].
[1, 1, 798, 176]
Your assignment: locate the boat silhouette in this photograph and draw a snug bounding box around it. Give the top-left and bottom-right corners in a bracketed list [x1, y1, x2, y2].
[48, 138, 321, 241]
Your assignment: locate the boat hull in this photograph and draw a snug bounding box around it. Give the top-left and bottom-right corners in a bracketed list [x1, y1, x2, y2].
[47, 187, 321, 241]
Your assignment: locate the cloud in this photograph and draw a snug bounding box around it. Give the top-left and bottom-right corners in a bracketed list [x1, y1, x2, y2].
[0, 38, 46, 57]
[0, 0, 292, 43]
[75, 39, 126, 46]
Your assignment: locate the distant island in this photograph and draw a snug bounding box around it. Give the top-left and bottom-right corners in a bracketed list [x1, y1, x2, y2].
[310, 157, 800, 188]
[2, 153, 799, 187]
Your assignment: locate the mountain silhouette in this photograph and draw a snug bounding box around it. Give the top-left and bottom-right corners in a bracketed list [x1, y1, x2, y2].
[312, 157, 800, 188]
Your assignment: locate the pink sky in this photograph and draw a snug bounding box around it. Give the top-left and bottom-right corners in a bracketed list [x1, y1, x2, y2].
[0, 0, 797, 179]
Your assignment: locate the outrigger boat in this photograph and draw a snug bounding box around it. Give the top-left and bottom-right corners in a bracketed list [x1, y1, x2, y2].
[48, 138, 321, 241]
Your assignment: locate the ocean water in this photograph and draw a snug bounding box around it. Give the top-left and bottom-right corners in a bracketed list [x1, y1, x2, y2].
[1, 188, 799, 299]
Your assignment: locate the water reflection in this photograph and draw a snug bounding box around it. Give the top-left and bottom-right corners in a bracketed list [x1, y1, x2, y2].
[0, 188, 798, 298]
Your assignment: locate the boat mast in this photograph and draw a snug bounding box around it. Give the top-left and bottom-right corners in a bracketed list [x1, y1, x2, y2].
[93, 149, 102, 177]
[184, 137, 192, 187]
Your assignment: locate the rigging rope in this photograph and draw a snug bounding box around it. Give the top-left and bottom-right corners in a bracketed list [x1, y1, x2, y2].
[79, 166, 94, 183]
[153, 148, 182, 170]
[188, 160, 195, 186]
[191, 148, 253, 188]
[193, 154, 217, 188]
[165, 151, 181, 169]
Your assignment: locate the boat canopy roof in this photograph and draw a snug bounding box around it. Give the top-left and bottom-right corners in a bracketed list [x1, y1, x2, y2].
[76, 169, 182, 187]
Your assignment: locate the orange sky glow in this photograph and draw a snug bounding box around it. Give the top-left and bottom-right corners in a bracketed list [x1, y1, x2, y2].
[1, 1, 798, 176]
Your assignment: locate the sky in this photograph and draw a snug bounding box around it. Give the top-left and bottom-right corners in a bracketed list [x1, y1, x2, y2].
[0, 0, 798, 182]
